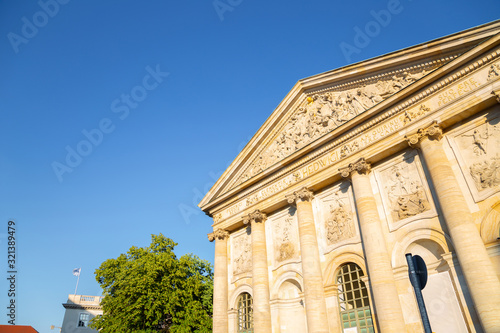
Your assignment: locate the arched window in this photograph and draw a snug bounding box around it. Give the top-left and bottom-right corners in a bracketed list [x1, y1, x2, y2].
[237, 292, 253, 333]
[337, 263, 374, 333]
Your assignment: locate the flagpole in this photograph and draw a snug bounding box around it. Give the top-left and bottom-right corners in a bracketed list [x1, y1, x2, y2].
[74, 269, 81, 295]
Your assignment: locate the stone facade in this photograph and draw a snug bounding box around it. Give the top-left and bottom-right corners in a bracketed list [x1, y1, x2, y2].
[201, 21, 500, 333]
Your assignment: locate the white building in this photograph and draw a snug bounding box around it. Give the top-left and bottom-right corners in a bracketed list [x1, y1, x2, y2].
[61, 294, 103, 333]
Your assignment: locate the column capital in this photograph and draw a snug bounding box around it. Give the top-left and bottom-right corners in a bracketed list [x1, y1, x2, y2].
[242, 210, 267, 225]
[286, 187, 314, 205]
[339, 158, 371, 178]
[208, 228, 229, 242]
[405, 121, 443, 148]
[492, 89, 500, 104]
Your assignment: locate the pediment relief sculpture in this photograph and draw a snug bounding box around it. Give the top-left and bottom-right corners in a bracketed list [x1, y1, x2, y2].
[235, 68, 432, 186]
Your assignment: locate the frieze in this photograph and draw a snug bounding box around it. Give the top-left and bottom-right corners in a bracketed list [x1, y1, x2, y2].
[436, 77, 480, 107]
[214, 53, 500, 223]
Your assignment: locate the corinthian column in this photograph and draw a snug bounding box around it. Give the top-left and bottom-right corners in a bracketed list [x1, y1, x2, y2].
[340, 159, 407, 333]
[406, 122, 500, 333]
[286, 187, 329, 333]
[243, 210, 272, 333]
[208, 228, 230, 333]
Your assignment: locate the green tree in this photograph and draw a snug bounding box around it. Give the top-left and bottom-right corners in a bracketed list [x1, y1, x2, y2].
[90, 234, 213, 333]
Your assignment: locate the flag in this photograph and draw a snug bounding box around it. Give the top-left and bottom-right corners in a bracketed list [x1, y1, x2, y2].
[73, 268, 81, 276]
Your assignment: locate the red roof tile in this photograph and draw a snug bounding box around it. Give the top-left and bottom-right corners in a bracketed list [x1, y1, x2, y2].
[0, 325, 39, 333]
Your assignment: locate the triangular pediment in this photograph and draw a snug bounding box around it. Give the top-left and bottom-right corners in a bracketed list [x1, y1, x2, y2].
[230, 65, 435, 189]
[199, 21, 500, 214]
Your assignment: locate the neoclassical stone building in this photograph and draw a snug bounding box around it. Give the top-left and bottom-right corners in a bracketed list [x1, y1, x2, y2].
[200, 21, 500, 333]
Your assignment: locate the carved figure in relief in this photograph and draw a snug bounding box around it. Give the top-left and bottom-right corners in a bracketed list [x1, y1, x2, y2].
[233, 235, 252, 275]
[237, 68, 433, 184]
[274, 217, 295, 262]
[394, 184, 430, 220]
[459, 121, 500, 191]
[487, 63, 500, 81]
[385, 164, 430, 221]
[325, 191, 355, 245]
[246, 194, 258, 207]
[340, 141, 360, 158]
[401, 104, 430, 125]
[463, 129, 489, 156]
[470, 156, 500, 189]
[402, 70, 426, 85]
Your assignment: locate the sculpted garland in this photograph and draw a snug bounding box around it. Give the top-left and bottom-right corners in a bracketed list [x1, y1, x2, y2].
[238, 70, 429, 184]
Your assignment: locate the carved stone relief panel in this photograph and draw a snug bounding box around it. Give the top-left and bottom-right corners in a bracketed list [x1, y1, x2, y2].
[270, 209, 300, 266]
[232, 229, 252, 276]
[449, 111, 500, 201]
[375, 150, 436, 231]
[315, 183, 360, 253]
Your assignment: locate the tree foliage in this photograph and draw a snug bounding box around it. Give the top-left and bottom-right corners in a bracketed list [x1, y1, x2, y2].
[90, 234, 213, 333]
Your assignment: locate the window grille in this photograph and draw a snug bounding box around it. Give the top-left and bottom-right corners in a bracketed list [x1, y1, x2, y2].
[78, 313, 90, 327]
[237, 292, 253, 333]
[337, 263, 375, 333]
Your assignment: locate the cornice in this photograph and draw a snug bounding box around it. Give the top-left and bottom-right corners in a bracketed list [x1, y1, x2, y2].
[62, 303, 102, 311]
[299, 20, 500, 87]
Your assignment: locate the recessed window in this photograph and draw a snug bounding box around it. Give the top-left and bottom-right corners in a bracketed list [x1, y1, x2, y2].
[237, 292, 253, 333]
[78, 313, 90, 327]
[337, 263, 375, 333]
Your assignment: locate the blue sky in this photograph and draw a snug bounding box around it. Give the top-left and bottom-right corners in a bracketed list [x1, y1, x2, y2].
[0, 0, 498, 331]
